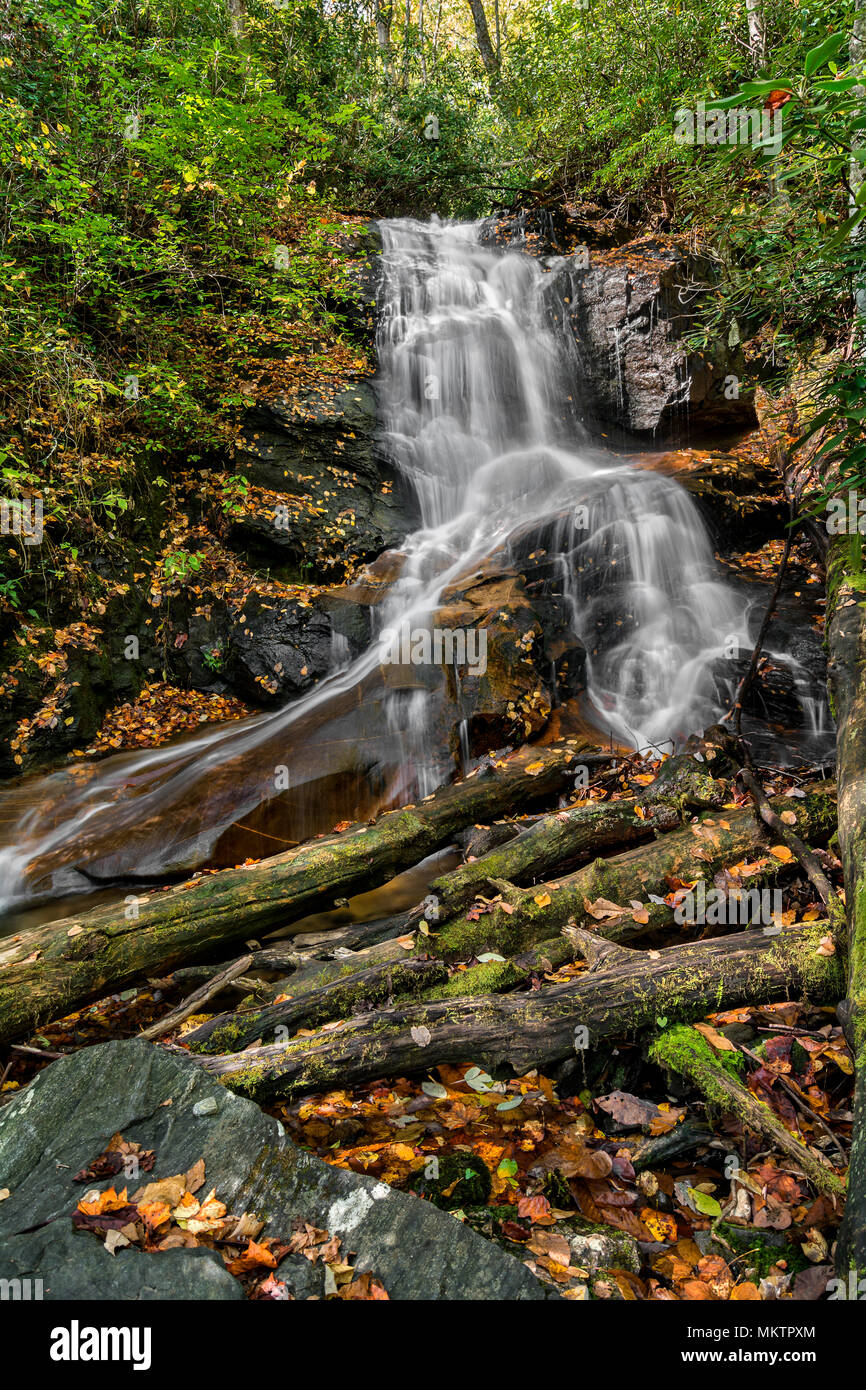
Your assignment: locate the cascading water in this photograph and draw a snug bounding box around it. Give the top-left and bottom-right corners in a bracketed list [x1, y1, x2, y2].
[0, 217, 828, 916]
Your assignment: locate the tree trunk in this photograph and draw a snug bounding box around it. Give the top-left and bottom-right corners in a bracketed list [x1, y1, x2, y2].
[0, 740, 590, 1045]
[195, 920, 844, 1101]
[466, 0, 499, 78]
[827, 537, 866, 1276]
[375, 1, 394, 76]
[745, 0, 766, 69]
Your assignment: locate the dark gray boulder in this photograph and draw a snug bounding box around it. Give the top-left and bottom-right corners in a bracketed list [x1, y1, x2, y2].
[0, 1040, 553, 1301]
[0, 1222, 243, 1301]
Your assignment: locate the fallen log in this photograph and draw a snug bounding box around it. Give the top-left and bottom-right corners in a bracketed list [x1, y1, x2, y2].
[193, 919, 844, 1101]
[165, 911, 417, 992]
[185, 934, 575, 1054]
[430, 756, 734, 920]
[0, 738, 591, 1046]
[429, 798, 680, 918]
[649, 1024, 845, 1198]
[428, 787, 838, 959]
[827, 536, 866, 1278]
[184, 956, 448, 1053]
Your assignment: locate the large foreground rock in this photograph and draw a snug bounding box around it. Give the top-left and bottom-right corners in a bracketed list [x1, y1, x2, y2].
[0, 1040, 552, 1301]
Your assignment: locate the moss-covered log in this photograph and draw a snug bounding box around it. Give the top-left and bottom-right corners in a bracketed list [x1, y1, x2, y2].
[827, 536, 866, 1275]
[0, 738, 592, 1046]
[194, 919, 844, 1102]
[429, 786, 837, 959]
[429, 798, 680, 918]
[649, 1024, 845, 1198]
[429, 756, 735, 920]
[184, 955, 448, 1053]
[186, 933, 576, 1054]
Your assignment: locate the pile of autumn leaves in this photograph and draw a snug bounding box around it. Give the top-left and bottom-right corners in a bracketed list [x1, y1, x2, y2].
[279, 1000, 852, 1301]
[71, 1133, 388, 1300]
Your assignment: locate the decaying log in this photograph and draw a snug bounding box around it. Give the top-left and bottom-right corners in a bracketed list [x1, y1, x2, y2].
[428, 787, 838, 959]
[194, 920, 844, 1102]
[165, 912, 416, 993]
[0, 738, 591, 1046]
[649, 1024, 845, 1198]
[185, 956, 448, 1053]
[429, 798, 680, 918]
[185, 934, 576, 1054]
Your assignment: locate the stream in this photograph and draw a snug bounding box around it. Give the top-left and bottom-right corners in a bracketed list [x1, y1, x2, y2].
[0, 217, 832, 921]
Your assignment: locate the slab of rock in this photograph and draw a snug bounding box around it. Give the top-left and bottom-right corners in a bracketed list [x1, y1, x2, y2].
[0, 1040, 553, 1301]
[543, 238, 752, 436]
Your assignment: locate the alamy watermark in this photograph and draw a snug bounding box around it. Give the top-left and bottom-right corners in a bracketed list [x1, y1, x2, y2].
[379, 621, 487, 677]
[674, 101, 783, 155]
[826, 490, 866, 534]
[674, 882, 783, 930]
[0, 496, 42, 545]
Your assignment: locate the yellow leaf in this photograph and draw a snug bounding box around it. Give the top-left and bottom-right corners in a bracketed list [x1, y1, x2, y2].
[534, 892, 551, 908]
[769, 845, 794, 862]
[641, 1208, 677, 1242]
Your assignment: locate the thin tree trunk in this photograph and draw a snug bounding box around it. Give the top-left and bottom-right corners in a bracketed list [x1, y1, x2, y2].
[466, 0, 499, 78]
[745, 0, 766, 69]
[828, 538, 866, 1278]
[375, 1, 394, 77]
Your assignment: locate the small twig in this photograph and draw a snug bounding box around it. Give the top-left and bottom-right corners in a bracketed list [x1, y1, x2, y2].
[736, 766, 839, 911]
[9, 1043, 65, 1061]
[140, 954, 254, 1042]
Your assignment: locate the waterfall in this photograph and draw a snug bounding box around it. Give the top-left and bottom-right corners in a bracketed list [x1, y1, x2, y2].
[0, 217, 825, 915]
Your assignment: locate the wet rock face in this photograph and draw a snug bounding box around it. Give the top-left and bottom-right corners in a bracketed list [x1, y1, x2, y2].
[222, 594, 336, 705]
[227, 381, 417, 582]
[0, 1039, 553, 1302]
[543, 238, 752, 436]
[433, 561, 586, 758]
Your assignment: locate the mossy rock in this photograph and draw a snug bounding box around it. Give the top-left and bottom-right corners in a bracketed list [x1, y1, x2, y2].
[406, 1151, 492, 1209]
[711, 1222, 810, 1280]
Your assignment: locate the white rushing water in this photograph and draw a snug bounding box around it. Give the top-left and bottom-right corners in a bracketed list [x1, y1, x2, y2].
[0, 218, 809, 912]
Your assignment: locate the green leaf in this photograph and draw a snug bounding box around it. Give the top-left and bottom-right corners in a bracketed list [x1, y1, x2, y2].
[421, 1081, 448, 1100]
[688, 1188, 723, 1217]
[464, 1066, 494, 1092]
[804, 32, 847, 78]
[496, 1094, 525, 1112]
